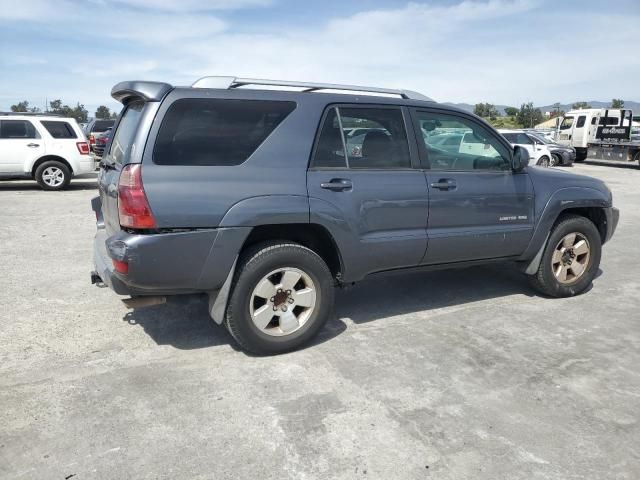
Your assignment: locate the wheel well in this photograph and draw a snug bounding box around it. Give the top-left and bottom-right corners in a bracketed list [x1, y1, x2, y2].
[241, 224, 343, 280]
[558, 207, 607, 243]
[31, 156, 73, 177]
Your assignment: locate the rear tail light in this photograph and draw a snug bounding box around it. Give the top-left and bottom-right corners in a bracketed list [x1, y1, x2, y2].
[76, 142, 90, 154]
[112, 259, 129, 275]
[118, 164, 156, 229]
[89, 134, 95, 144]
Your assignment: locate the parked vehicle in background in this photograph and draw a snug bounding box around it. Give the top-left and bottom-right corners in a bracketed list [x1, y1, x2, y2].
[91, 76, 618, 354]
[499, 129, 554, 166]
[93, 127, 112, 158]
[556, 108, 640, 166]
[527, 132, 575, 166]
[84, 118, 115, 152]
[0, 113, 94, 190]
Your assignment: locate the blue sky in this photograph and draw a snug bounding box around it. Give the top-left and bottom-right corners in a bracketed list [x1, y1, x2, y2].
[1, 0, 638, 117]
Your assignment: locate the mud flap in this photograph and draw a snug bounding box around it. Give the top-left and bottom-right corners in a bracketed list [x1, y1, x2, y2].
[208, 258, 237, 324]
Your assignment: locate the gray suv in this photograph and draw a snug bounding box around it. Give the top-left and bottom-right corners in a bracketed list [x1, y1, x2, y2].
[91, 76, 619, 354]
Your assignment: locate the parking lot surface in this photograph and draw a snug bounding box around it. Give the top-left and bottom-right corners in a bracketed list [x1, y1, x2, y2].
[1, 164, 639, 479]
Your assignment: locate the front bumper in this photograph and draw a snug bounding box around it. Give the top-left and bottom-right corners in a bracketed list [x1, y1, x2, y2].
[604, 206, 620, 244]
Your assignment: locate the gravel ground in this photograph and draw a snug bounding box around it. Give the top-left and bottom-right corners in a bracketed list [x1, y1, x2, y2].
[0, 164, 639, 480]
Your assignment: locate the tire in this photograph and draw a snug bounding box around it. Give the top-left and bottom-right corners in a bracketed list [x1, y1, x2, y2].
[528, 215, 602, 298]
[574, 149, 587, 163]
[537, 155, 550, 167]
[550, 154, 561, 167]
[35, 160, 71, 191]
[225, 242, 335, 355]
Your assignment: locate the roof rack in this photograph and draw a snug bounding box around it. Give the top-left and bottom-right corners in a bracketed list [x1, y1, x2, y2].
[191, 76, 433, 101]
[0, 112, 62, 117]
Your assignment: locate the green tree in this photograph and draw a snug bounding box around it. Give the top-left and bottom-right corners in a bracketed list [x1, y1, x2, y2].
[572, 101, 591, 109]
[474, 102, 500, 120]
[516, 102, 544, 128]
[49, 99, 88, 123]
[10, 101, 29, 112]
[504, 106, 518, 117]
[95, 105, 112, 119]
[611, 98, 624, 108]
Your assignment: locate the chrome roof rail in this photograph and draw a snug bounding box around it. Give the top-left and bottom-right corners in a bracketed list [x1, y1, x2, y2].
[191, 76, 432, 101]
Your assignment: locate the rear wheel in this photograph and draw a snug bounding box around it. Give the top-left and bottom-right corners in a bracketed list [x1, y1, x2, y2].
[225, 242, 335, 355]
[35, 160, 71, 191]
[537, 155, 550, 167]
[528, 215, 601, 297]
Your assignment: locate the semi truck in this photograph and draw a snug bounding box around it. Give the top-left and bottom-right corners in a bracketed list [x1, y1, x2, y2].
[555, 108, 640, 166]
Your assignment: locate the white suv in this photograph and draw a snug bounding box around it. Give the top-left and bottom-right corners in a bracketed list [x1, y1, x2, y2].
[0, 114, 95, 190]
[498, 129, 553, 167]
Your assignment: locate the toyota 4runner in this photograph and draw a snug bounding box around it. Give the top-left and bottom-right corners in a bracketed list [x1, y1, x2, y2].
[91, 77, 619, 354]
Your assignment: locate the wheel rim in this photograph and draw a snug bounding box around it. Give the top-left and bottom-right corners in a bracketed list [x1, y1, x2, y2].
[551, 232, 591, 285]
[538, 156, 550, 167]
[42, 166, 65, 187]
[550, 154, 560, 167]
[249, 267, 317, 337]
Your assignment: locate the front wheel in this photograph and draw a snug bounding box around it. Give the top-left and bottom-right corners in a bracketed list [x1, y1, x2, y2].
[537, 155, 550, 167]
[225, 242, 335, 355]
[528, 215, 601, 297]
[550, 154, 561, 167]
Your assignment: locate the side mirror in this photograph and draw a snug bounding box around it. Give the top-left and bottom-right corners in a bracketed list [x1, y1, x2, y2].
[512, 145, 529, 171]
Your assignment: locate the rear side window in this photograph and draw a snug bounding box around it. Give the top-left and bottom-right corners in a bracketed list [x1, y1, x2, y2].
[153, 98, 296, 166]
[41, 121, 77, 139]
[109, 102, 145, 165]
[0, 120, 37, 139]
[576, 116, 586, 128]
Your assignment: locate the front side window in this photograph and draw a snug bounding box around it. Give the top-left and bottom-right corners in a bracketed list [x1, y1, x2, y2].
[516, 133, 533, 144]
[312, 106, 411, 169]
[41, 121, 77, 139]
[154, 98, 296, 166]
[0, 120, 37, 139]
[416, 111, 510, 171]
[576, 116, 586, 128]
[560, 116, 574, 130]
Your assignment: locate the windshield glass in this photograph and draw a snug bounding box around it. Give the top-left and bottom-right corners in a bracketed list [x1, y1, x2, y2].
[109, 102, 144, 165]
[560, 116, 574, 130]
[529, 133, 551, 144]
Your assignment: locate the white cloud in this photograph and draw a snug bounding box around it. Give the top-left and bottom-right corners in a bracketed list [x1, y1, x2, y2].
[110, 0, 272, 11]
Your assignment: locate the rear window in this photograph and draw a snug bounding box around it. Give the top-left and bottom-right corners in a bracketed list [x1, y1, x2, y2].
[109, 102, 144, 165]
[41, 121, 77, 139]
[153, 98, 296, 166]
[93, 120, 114, 132]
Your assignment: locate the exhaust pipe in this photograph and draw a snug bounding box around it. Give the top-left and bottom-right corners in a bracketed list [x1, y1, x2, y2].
[122, 296, 166, 309]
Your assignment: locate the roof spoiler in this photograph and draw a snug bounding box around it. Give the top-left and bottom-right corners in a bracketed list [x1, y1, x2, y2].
[111, 81, 173, 104]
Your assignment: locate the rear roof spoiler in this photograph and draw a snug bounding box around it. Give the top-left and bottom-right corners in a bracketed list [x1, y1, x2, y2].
[111, 81, 173, 104]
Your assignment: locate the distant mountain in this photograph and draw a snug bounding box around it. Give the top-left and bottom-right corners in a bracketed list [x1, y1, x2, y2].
[443, 101, 640, 115]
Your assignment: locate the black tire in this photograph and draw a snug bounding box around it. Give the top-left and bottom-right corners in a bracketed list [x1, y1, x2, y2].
[537, 155, 550, 167]
[225, 242, 335, 355]
[528, 215, 602, 297]
[550, 154, 561, 167]
[574, 149, 587, 163]
[34, 160, 71, 191]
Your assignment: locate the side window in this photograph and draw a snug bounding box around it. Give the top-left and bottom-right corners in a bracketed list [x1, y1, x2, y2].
[312, 108, 346, 168]
[312, 106, 411, 169]
[0, 120, 38, 139]
[339, 107, 411, 169]
[416, 111, 510, 171]
[516, 133, 533, 144]
[591, 117, 597, 125]
[41, 121, 77, 139]
[576, 116, 586, 128]
[154, 98, 296, 166]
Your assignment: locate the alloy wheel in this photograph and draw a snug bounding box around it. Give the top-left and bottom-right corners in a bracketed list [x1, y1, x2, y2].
[42, 166, 65, 187]
[551, 232, 590, 285]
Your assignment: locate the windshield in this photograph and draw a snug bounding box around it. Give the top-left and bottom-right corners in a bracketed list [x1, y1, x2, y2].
[559, 116, 574, 130]
[529, 133, 551, 144]
[108, 102, 144, 165]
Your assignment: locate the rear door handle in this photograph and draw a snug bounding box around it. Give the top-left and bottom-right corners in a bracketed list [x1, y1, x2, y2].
[27, 143, 40, 148]
[430, 179, 457, 190]
[321, 179, 352, 191]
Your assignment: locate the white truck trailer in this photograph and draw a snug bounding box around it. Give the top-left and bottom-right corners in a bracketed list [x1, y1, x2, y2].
[556, 108, 640, 166]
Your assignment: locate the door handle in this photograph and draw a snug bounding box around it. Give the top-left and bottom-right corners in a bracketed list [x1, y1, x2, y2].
[320, 179, 352, 191]
[430, 179, 457, 190]
[27, 143, 40, 148]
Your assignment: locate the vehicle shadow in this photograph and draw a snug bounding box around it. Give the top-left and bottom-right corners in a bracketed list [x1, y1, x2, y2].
[121, 295, 347, 352]
[584, 160, 639, 170]
[0, 179, 97, 191]
[336, 263, 535, 325]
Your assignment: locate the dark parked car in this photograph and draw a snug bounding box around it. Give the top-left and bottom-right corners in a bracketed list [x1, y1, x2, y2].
[84, 118, 115, 152]
[91, 77, 619, 354]
[527, 132, 576, 166]
[93, 127, 112, 158]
